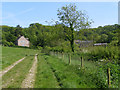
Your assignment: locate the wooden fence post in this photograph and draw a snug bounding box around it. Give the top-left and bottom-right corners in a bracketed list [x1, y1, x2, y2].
[58, 52, 60, 58]
[57, 52, 59, 57]
[107, 68, 111, 88]
[81, 56, 83, 68]
[54, 52, 56, 56]
[69, 54, 71, 65]
[62, 52, 64, 60]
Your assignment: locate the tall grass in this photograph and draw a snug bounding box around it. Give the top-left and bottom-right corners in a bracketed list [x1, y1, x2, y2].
[44, 54, 109, 88]
[49, 46, 119, 88]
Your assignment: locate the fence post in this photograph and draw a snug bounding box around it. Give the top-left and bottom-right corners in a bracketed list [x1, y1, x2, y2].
[62, 52, 64, 60]
[69, 54, 71, 65]
[57, 52, 59, 57]
[54, 52, 56, 56]
[81, 56, 83, 68]
[107, 68, 111, 88]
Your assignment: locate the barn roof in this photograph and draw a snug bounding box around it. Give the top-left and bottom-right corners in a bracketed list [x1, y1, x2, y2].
[74, 40, 93, 43]
[94, 43, 107, 46]
[16, 36, 29, 41]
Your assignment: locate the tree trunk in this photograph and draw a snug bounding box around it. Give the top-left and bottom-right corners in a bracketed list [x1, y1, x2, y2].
[70, 25, 74, 52]
[71, 39, 74, 52]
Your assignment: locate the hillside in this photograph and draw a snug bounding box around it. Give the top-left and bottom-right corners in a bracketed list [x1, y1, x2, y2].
[1, 24, 120, 51]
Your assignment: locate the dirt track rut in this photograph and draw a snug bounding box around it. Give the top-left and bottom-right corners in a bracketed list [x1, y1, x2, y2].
[21, 54, 38, 88]
[0, 57, 25, 77]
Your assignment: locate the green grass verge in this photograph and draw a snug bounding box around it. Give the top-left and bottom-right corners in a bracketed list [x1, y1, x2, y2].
[44, 55, 98, 88]
[55, 53, 98, 75]
[55, 53, 118, 88]
[34, 54, 60, 88]
[2, 56, 34, 88]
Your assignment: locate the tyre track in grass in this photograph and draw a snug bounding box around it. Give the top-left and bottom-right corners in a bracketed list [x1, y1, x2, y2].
[0, 57, 25, 77]
[21, 54, 38, 88]
[34, 55, 60, 88]
[44, 56, 63, 88]
[46, 61, 63, 88]
[2, 56, 34, 88]
[44, 59, 61, 88]
[45, 55, 84, 88]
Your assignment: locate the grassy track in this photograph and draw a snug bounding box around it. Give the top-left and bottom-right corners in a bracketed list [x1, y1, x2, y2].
[21, 54, 37, 88]
[2, 46, 39, 70]
[2, 56, 34, 88]
[34, 54, 60, 88]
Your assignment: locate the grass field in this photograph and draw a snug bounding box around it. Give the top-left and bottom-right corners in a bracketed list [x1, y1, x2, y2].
[2, 46, 39, 70]
[1, 46, 119, 88]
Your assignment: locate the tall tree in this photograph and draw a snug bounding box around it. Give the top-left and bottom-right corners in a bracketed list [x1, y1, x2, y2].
[57, 3, 93, 52]
[15, 25, 23, 37]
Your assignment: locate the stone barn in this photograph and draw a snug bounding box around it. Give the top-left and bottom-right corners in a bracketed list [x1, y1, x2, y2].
[93, 43, 107, 46]
[74, 40, 93, 48]
[16, 36, 30, 47]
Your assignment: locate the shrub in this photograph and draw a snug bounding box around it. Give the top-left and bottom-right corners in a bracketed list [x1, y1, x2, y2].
[87, 46, 119, 61]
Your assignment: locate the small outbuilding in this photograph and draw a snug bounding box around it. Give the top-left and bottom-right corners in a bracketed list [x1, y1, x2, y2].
[74, 40, 93, 48]
[16, 36, 30, 47]
[94, 43, 107, 46]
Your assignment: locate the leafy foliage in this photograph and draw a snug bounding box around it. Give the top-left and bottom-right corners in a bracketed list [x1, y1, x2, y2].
[1, 24, 120, 52]
[57, 3, 93, 52]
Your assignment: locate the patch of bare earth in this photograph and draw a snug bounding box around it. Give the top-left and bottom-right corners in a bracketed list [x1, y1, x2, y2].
[21, 54, 38, 88]
[0, 57, 25, 77]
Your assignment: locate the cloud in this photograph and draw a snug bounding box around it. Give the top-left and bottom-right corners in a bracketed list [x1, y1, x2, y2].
[18, 8, 34, 15]
[2, 8, 34, 27]
[3, 8, 34, 19]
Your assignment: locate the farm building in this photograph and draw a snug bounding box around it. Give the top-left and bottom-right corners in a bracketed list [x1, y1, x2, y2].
[93, 43, 107, 46]
[74, 40, 93, 48]
[16, 36, 30, 47]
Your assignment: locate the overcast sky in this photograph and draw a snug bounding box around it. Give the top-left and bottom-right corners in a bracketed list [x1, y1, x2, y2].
[2, 2, 118, 28]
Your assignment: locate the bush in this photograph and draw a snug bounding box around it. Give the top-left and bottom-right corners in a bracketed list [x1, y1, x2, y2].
[41, 46, 52, 55]
[87, 46, 119, 61]
[101, 63, 119, 88]
[2, 40, 15, 47]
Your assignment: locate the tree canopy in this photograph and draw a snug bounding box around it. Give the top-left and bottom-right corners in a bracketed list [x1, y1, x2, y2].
[57, 3, 93, 52]
[1, 23, 120, 52]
